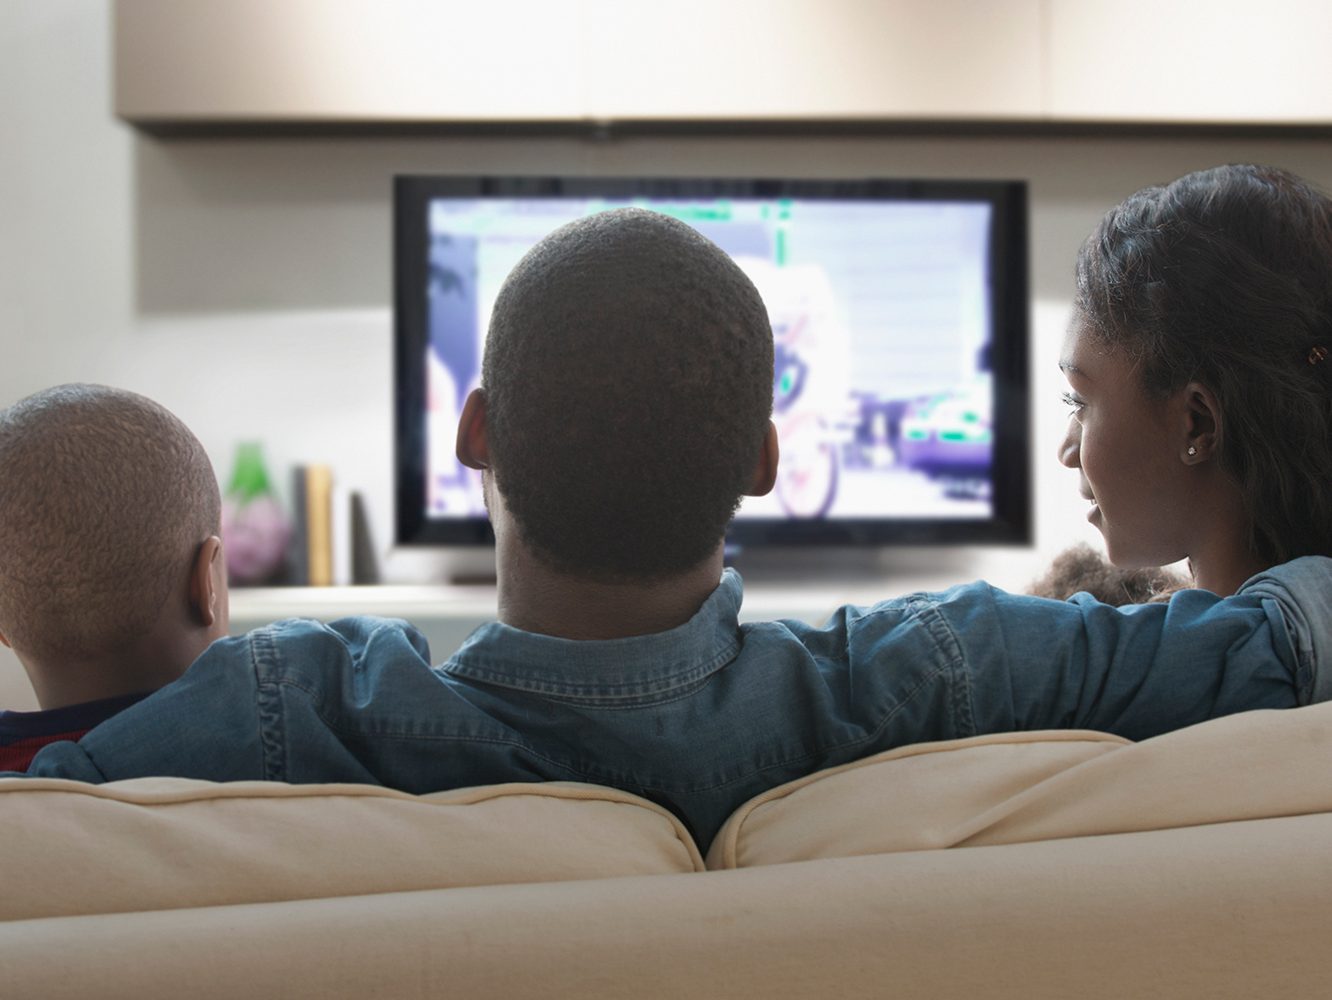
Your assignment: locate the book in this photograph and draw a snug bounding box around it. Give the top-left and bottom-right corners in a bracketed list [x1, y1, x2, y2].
[286, 465, 309, 586]
[305, 465, 334, 587]
[350, 491, 381, 585]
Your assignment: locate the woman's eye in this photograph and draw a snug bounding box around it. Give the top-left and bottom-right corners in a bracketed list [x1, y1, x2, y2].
[1061, 391, 1085, 417]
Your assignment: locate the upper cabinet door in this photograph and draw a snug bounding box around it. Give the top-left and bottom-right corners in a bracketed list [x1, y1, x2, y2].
[115, 0, 586, 123]
[1047, 0, 1332, 123]
[114, 0, 1044, 125]
[579, 0, 1043, 121]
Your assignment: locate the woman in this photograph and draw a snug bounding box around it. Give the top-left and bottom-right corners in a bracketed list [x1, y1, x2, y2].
[1055, 163, 1332, 597]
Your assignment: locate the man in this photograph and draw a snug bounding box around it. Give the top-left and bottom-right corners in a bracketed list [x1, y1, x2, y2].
[17, 211, 1332, 849]
[0, 384, 228, 770]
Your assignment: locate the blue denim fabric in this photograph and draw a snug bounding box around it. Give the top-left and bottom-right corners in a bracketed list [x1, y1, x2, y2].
[17, 557, 1332, 848]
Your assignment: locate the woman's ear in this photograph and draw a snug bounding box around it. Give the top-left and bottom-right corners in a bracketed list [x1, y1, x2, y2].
[456, 389, 490, 471]
[744, 421, 780, 497]
[1182, 381, 1223, 464]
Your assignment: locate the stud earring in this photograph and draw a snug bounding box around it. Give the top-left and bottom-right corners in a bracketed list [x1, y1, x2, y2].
[1187, 446, 1198, 457]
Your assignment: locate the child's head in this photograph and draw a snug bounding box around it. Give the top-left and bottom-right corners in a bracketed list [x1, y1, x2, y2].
[1063, 164, 1332, 584]
[1027, 543, 1186, 606]
[0, 384, 227, 708]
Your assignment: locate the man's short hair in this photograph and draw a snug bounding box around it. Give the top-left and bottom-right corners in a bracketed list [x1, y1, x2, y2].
[482, 207, 774, 582]
[0, 384, 221, 662]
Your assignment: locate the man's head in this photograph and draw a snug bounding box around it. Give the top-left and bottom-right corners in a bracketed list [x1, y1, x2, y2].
[0, 384, 226, 702]
[462, 207, 775, 583]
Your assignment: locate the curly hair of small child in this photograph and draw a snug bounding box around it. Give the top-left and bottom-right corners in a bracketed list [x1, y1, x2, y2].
[1026, 543, 1188, 606]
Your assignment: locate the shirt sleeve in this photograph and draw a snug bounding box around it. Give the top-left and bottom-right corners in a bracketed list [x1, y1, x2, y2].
[0, 739, 108, 780]
[921, 559, 1327, 742]
[1232, 555, 1332, 704]
[21, 630, 271, 781]
[16, 616, 433, 783]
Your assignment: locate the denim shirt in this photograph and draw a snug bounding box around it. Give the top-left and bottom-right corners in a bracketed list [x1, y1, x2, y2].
[18, 558, 1332, 848]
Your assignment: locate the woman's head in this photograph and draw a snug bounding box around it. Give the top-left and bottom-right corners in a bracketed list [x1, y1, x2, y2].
[1069, 163, 1332, 573]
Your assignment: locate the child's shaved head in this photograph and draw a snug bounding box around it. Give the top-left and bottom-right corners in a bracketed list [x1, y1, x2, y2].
[0, 384, 221, 665]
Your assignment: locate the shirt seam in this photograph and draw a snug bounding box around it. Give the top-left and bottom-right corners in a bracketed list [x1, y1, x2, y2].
[252, 628, 285, 782]
[443, 637, 742, 701]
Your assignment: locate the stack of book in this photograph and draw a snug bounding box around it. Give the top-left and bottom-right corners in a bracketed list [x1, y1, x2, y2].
[287, 465, 379, 586]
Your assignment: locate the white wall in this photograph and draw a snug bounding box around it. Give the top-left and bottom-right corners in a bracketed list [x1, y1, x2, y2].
[6, 1, 1332, 706]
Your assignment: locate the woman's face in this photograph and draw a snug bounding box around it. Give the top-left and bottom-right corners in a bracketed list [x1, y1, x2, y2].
[1057, 319, 1192, 568]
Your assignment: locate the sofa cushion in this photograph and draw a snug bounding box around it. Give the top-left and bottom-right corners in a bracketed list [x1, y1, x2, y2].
[708, 702, 1332, 868]
[0, 778, 703, 920]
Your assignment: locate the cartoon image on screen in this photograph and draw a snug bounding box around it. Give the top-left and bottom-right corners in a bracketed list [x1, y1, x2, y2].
[421, 195, 996, 526]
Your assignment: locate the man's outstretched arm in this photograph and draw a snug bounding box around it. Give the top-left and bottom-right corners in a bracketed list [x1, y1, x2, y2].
[938, 556, 1331, 741]
[9, 617, 432, 783]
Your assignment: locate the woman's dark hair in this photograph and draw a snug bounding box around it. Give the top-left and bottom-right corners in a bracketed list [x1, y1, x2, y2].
[1076, 163, 1332, 566]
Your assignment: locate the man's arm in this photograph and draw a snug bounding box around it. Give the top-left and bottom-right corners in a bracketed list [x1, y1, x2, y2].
[940, 556, 1330, 741]
[11, 616, 432, 783]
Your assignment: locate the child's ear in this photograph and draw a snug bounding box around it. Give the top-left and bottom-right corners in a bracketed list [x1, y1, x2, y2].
[189, 536, 226, 629]
[0, 630, 10, 649]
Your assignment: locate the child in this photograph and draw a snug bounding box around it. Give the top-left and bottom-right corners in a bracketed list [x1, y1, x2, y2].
[0, 384, 227, 770]
[1028, 543, 1186, 605]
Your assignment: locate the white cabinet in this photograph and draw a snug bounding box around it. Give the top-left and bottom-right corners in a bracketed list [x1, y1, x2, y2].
[115, 0, 585, 122]
[580, 0, 1043, 120]
[1047, 0, 1332, 123]
[114, 1, 1332, 129]
[114, 0, 1044, 124]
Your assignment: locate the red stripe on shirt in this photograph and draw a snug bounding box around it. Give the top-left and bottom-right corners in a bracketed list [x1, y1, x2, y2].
[0, 729, 90, 772]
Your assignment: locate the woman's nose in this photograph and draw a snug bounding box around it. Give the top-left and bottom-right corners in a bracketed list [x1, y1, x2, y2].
[1057, 418, 1081, 469]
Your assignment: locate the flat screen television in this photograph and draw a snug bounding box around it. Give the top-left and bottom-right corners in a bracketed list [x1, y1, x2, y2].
[395, 176, 1030, 550]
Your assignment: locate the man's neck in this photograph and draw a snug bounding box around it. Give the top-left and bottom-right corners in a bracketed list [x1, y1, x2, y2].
[495, 542, 726, 641]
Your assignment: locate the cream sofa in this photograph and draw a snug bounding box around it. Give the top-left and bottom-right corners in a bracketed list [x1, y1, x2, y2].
[3, 703, 1332, 999]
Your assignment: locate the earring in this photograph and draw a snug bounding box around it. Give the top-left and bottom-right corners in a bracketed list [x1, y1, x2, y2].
[1187, 446, 1198, 457]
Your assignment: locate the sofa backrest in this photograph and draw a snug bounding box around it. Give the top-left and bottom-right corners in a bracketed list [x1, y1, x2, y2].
[0, 778, 703, 920]
[7, 705, 1332, 997]
[710, 701, 1332, 868]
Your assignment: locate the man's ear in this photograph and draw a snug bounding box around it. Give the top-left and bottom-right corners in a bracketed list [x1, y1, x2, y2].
[456, 389, 490, 471]
[1181, 381, 1223, 464]
[744, 421, 780, 497]
[189, 535, 225, 629]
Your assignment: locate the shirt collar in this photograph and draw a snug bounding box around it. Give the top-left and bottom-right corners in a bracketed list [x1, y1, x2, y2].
[442, 569, 744, 695]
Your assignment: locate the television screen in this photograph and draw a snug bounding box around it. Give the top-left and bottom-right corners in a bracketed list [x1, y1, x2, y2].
[395, 176, 1030, 549]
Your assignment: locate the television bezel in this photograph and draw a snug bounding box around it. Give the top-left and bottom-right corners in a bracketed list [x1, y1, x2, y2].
[394, 174, 1031, 549]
